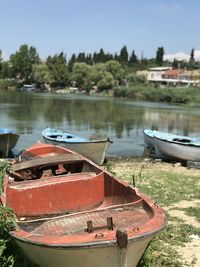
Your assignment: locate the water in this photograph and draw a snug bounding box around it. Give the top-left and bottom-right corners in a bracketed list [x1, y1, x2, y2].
[1, 90, 200, 157]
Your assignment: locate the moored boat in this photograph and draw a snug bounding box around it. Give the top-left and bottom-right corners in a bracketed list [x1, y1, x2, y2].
[143, 129, 158, 148]
[0, 128, 19, 157]
[1, 143, 166, 267]
[42, 127, 112, 165]
[154, 132, 200, 161]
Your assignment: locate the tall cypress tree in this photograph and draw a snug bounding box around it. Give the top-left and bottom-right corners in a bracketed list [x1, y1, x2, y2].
[190, 48, 195, 61]
[119, 46, 129, 65]
[129, 50, 138, 66]
[155, 47, 164, 66]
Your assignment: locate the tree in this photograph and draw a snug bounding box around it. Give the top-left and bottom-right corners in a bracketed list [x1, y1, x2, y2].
[71, 63, 92, 88]
[68, 54, 76, 72]
[129, 50, 138, 66]
[155, 47, 164, 66]
[77, 52, 86, 63]
[97, 71, 115, 90]
[119, 46, 129, 65]
[105, 60, 124, 82]
[10, 44, 40, 82]
[46, 52, 69, 87]
[32, 63, 51, 89]
[190, 48, 195, 62]
[126, 73, 146, 85]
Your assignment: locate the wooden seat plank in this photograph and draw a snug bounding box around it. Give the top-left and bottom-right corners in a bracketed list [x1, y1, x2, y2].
[12, 154, 83, 172]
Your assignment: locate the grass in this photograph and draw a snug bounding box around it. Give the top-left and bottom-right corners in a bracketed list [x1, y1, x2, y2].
[183, 207, 200, 222]
[109, 158, 200, 267]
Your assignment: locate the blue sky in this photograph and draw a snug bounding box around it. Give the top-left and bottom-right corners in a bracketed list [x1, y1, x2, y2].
[1, 0, 199, 60]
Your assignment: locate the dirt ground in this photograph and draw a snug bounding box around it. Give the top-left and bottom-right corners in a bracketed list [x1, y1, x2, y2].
[109, 158, 200, 267]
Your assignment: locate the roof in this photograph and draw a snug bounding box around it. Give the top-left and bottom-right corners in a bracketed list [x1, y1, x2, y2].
[163, 69, 183, 76]
[149, 67, 171, 71]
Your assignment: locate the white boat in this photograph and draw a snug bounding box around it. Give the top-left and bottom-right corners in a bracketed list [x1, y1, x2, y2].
[0, 128, 19, 157]
[1, 143, 166, 267]
[154, 133, 200, 161]
[42, 128, 112, 165]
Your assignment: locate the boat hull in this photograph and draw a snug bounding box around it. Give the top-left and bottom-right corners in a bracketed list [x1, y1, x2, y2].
[154, 136, 200, 161]
[43, 138, 111, 165]
[143, 130, 155, 148]
[0, 133, 19, 157]
[15, 236, 152, 267]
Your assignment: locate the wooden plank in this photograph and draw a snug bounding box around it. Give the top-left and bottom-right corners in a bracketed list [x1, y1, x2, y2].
[12, 154, 83, 172]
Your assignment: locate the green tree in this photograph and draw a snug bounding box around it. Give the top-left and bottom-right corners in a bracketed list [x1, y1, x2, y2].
[97, 71, 115, 90]
[105, 60, 124, 83]
[77, 52, 86, 63]
[68, 54, 76, 72]
[71, 63, 92, 88]
[46, 52, 69, 88]
[190, 48, 195, 62]
[129, 50, 138, 66]
[32, 63, 51, 89]
[10, 44, 40, 82]
[155, 47, 164, 66]
[119, 46, 129, 65]
[127, 73, 146, 85]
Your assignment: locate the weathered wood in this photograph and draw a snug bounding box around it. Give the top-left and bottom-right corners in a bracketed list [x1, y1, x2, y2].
[12, 154, 83, 172]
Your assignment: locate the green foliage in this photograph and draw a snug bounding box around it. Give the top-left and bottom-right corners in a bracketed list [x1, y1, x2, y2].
[0, 160, 11, 194]
[46, 52, 69, 88]
[71, 63, 92, 88]
[32, 63, 51, 88]
[183, 207, 200, 222]
[0, 206, 17, 238]
[156, 47, 164, 66]
[0, 79, 17, 90]
[113, 85, 200, 104]
[97, 71, 115, 90]
[127, 73, 147, 86]
[10, 44, 40, 83]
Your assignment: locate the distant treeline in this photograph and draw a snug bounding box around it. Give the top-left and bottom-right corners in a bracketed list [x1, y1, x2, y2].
[0, 44, 200, 94]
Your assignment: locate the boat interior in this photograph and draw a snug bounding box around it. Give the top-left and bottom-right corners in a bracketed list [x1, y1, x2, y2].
[6, 155, 143, 219]
[3, 145, 158, 238]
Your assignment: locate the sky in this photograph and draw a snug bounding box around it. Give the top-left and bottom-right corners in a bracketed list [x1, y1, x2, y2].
[1, 0, 200, 60]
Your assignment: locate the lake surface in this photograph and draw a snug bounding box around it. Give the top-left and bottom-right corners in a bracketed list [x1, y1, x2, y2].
[1, 90, 200, 157]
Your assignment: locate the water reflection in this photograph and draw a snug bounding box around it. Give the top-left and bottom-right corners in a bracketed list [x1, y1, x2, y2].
[1, 90, 200, 156]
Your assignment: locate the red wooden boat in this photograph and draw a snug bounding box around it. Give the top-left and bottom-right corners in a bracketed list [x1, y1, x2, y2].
[1, 143, 166, 267]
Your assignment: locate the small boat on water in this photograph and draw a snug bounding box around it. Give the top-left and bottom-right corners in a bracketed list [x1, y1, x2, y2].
[42, 127, 112, 165]
[0, 128, 19, 157]
[1, 143, 166, 267]
[154, 132, 200, 162]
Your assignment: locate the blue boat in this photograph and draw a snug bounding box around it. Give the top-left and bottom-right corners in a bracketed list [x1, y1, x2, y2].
[42, 128, 112, 165]
[0, 128, 19, 157]
[144, 129, 200, 161]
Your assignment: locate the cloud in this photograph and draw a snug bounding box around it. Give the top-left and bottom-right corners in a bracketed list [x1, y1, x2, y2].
[164, 51, 200, 62]
[158, 3, 183, 14]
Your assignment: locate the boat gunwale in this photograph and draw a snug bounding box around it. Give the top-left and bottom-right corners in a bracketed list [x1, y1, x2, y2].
[43, 136, 112, 145]
[154, 134, 200, 147]
[10, 223, 166, 249]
